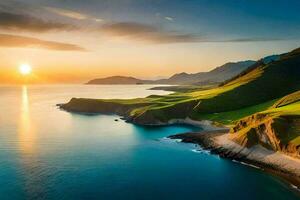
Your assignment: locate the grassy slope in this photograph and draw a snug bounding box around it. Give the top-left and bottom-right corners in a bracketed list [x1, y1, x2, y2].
[196, 91, 300, 125]
[196, 99, 278, 125]
[62, 47, 300, 126]
[127, 47, 300, 123]
[272, 90, 300, 108]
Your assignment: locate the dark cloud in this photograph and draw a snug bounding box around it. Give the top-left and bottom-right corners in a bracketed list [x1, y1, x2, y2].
[0, 33, 86, 51]
[101, 22, 200, 43]
[0, 12, 75, 32]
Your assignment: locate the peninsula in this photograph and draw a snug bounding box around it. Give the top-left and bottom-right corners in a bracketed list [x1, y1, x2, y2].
[60, 47, 300, 187]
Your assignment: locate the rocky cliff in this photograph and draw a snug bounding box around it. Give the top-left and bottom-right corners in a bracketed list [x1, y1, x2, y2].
[229, 113, 300, 158]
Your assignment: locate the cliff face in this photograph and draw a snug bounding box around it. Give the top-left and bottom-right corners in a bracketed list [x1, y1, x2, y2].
[229, 114, 300, 158]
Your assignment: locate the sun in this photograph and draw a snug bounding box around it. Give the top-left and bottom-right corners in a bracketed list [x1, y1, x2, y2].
[19, 64, 32, 75]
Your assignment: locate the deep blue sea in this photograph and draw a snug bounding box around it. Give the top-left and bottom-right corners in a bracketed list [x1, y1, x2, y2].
[0, 85, 299, 200]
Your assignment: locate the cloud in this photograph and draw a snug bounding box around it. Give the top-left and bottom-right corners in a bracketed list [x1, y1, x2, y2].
[101, 22, 199, 43]
[44, 6, 88, 20]
[0, 33, 86, 51]
[93, 18, 104, 22]
[45, 6, 103, 22]
[0, 12, 75, 32]
[155, 13, 174, 22]
[100, 22, 289, 44]
[165, 17, 174, 21]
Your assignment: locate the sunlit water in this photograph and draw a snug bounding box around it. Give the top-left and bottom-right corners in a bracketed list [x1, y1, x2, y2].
[0, 85, 299, 200]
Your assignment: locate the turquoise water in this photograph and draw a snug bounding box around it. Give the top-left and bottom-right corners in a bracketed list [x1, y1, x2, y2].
[0, 85, 299, 200]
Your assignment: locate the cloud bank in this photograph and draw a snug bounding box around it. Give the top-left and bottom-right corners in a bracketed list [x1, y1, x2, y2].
[0, 34, 86, 51]
[101, 22, 199, 43]
[0, 12, 75, 32]
[44, 6, 88, 20]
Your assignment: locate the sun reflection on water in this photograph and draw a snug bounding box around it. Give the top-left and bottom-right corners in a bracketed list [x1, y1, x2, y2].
[18, 86, 47, 199]
[19, 85, 36, 154]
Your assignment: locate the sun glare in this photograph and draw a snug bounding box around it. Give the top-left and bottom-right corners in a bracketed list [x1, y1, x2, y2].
[19, 64, 32, 75]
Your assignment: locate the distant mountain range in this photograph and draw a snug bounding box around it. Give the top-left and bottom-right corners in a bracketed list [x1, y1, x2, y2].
[86, 60, 256, 85]
[87, 76, 148, 85]
[86, 54, 283, 85]
[156, 60, 256, 85]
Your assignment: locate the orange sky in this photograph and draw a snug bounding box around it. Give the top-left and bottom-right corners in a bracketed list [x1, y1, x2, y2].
[1, 38, 299, 84]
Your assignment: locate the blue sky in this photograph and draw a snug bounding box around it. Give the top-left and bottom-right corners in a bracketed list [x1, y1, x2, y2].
[22, 0, 300, 41]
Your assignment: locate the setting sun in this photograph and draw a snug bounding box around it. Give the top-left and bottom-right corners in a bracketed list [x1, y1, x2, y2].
[19, 64, 32, 75]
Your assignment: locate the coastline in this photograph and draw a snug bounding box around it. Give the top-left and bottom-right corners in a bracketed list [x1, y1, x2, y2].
[58, 101, 300, 191]
[169, 130, 300, 190]
[167, 118, 228, 130]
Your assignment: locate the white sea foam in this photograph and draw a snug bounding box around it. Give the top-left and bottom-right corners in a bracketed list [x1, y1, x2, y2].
[174, 139, 182, 143]
[160, 137, 182, 143]
[232, 160, 261, 169]
[290, 184, 300, 191]
[291, 184, 298, 189]
[240, 161, 261, 169]
[191, 149, 201, 153]
[191, 148, 210, 155]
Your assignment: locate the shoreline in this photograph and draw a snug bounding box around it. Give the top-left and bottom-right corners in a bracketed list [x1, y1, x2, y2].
[169, 130, 300, 191]
[166, 118, 228, 130]
[58, 102, 228, 130]
[59, 103, 300, 192]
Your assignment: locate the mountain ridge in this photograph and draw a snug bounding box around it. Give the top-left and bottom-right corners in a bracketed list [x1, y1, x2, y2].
[86, 60, 256, 85]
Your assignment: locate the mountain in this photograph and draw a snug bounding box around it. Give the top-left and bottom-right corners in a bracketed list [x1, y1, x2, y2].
[86, 60, 255, 85]
[86, 76, 152, 85]
[261, 54, 281, 64]
[156, 60, 256, 85]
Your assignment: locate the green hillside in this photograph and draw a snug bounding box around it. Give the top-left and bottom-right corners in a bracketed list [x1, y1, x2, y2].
[129, 47, 300, 124]
[61, 47, 300, 126]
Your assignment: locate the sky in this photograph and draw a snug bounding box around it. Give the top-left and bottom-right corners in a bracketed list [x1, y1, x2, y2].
[0, 0, 300, 83]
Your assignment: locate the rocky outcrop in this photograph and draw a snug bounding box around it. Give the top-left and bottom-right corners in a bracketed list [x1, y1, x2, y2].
[170, 131, 300, 188]
[229, 114, 300, 158]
